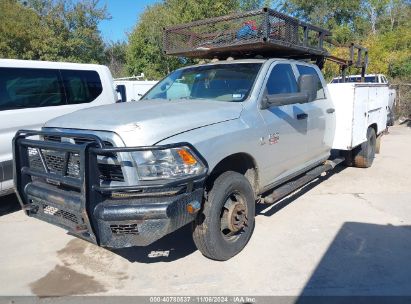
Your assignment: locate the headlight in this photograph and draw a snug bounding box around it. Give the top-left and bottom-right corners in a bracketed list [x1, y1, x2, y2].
[131, 146, 206, 180]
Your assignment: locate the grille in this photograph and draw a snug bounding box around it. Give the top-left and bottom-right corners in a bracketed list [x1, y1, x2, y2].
[110, 224, 139, 235]
[163, 8, 330, 59]
[28, 148, 79, 176]
[99, 164, 124, 182]
[27, 137, 124, 182]
[28, 147, 43, 170]
[44, 151, 65, 174]
[42, 203, 79, 224]
[67, 154, 80, 177]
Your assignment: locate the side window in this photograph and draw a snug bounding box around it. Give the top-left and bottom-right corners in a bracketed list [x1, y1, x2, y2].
[0, 67, 65, 111]
[60, 70, 103, 104]
[296, 65, 326, 100]
[266, 64, 298, 95]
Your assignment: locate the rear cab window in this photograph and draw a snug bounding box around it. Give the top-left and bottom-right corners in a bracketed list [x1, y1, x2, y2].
[296, 64, 325, 100]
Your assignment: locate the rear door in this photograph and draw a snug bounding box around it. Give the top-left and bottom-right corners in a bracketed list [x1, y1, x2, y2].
[258, 62, 312, 185]
[295, 64, 335, 161]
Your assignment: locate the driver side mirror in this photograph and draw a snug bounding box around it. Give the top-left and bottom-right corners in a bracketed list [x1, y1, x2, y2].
[262, 74, 317, 109]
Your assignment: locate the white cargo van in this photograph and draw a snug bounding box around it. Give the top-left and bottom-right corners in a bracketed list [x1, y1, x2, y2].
[0, 59, 118, 195]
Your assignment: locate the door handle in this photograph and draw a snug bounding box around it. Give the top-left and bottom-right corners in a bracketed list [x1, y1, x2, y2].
[296, 113, 308, 120]
[326, 108, 335, 114]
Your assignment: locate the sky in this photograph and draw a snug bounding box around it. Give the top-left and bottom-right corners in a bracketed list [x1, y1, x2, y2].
[98, 0, 159, 43]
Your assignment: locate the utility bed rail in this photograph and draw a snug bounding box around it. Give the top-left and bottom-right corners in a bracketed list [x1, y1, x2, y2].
[163, 8, 331, 60]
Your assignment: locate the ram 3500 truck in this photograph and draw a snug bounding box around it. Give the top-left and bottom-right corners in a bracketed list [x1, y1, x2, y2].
[13, 58, 388, 260]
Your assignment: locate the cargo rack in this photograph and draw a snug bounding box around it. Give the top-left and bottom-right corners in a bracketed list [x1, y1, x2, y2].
[163, 8, 368, 78]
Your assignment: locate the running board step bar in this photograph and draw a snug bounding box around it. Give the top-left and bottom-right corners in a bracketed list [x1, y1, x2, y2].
[261, 157, 344, 204]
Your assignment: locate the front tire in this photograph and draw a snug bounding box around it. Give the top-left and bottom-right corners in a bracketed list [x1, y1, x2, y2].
[192, 171, 255, 261]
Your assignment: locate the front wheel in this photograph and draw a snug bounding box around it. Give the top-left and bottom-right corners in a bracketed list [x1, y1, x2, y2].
[192, 171, 255, 261]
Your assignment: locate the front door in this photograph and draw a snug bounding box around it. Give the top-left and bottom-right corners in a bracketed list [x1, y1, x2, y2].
[258, 63, 312, 186]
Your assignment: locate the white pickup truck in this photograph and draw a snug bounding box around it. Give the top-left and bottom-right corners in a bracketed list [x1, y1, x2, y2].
[11, 9, 390, 261]
[13, 58, 388, 260]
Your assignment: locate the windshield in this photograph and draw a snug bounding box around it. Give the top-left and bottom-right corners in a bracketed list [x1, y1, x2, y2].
[142, 63, 262, 102]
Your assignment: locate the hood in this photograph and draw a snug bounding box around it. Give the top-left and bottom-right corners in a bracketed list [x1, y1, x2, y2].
[44, 99, 243, 146]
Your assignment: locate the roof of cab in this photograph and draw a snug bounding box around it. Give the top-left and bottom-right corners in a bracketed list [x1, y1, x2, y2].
[178, 58, 317, 71]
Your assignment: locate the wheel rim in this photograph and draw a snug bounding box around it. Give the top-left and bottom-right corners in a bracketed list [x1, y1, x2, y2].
[220, 191, 248, 242]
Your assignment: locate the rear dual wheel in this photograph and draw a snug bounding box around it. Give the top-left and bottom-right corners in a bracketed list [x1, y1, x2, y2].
[192, 171, 255, 261]
[346, 127, 377, 168]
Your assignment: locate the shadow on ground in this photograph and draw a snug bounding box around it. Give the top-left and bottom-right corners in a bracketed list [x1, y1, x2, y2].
[113, 166, 347, 263]
[0, 193, 20, 217]
[112, 224, 197, 263]
[256, 165, 346, 217]
[1, 165, 346, 263]
[399, 119, 411, 128]
[295, 222, 411, 302]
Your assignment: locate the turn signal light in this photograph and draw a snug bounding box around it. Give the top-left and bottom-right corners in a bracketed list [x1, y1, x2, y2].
[186, 200, 201, 214]
[177, 148, 197, 165]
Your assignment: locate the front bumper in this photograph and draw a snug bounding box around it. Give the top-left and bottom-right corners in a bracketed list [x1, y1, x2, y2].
[13, 130, 207, 248]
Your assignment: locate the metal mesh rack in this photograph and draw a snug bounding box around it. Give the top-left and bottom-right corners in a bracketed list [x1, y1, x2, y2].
[163, 8, 331, 60]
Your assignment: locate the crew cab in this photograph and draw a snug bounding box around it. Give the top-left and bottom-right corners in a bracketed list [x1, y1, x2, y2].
[13, 58, 387, 260]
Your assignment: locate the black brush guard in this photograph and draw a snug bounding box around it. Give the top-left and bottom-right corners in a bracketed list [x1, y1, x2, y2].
[13, 130, 207, 247]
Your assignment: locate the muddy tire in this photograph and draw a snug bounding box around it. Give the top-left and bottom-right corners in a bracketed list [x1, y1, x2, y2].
[353, 127, 377, 168]
[192, 171, 255, 261]
[343, 150, 354, 167]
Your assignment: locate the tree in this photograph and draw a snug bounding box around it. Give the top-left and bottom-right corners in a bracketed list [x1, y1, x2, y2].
[361, 0, 389, 35]
[105, 41, 128, 78]
[0, 0, 47, 59]
[0, 0, 109, 63]
[126, 0, 240, 79]
[278, 0, 362, 28]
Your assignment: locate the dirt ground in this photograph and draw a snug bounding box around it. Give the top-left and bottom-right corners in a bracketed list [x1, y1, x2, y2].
[0, 125, 410, 297]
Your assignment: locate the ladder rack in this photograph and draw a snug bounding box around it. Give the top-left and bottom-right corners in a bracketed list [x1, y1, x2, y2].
[163, 8, 368, 77]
